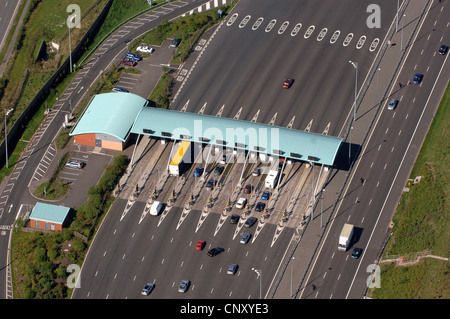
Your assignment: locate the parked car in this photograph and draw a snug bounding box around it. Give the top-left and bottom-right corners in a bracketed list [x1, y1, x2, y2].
[125, 52, 142, 61]
[235, 198, 247, 209]
[252, 167, 261, 176]
[195, 240, 205, 251]
[207, 247, 224, 257]
[170, 38, 181, 48]
[137, 45, 155, 54]
[141, 283, 155, 295]
[230, 214, 240, 224]
[112, 86, 129, 93]
[240, 232, 251, 244]
[178, 280, 190, 293]
[66, 160, 85, 169]
[438, 44, 449, 55]
[227, 264, 238, 275]
[244, 184, 252, 194]
[193, 167, 203, 177]
[122, 59, 137, 67]
[244, 216, 257, 227]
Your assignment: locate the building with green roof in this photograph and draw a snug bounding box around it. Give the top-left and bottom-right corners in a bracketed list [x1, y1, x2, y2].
[29, 202, 71, 231]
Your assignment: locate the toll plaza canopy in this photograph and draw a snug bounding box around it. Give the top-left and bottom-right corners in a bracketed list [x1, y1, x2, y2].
[70, 93, 343, 166]
[132, 107, 343, 166]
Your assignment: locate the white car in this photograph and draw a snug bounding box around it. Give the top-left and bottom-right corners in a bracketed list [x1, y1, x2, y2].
[235, 198, 247, 209]
[137, 45, 154, 54]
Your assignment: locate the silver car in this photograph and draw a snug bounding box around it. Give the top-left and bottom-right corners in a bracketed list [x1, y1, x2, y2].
[227, 264, 238, 275]
[387, 98, 399, 110]
[240, 232, 251, 244]
[178, 279, 190, 293]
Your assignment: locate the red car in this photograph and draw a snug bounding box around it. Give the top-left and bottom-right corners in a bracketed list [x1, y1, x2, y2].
[282, 78, 294, 88]
[195, 240, 206, 251]
[122, 59, 137, 67]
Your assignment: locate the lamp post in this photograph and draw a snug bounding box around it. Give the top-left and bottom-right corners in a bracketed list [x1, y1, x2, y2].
[68, 14, 77, 73]
[252, 268, 262, 299]
[348, 60, 358, 164]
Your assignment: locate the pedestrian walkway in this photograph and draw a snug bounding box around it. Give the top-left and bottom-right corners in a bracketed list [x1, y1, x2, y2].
[271, 0, 431, 299]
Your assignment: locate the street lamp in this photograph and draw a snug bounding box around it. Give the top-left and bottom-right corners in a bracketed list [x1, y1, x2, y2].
[348, 60, 358, 164]
[68, 14, 77, 73]
[252, 268, 262, 299]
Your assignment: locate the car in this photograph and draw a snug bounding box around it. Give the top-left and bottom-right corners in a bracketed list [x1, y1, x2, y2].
[205, 179, 215, 191]
[125, 52, 142, 61]
[282, 78, 294, 89]
[240, 232, 251, 244]
[220, 153, 232, 165]
[193, 167, 203, 177]
[243, 184, 252, 194]
[122, 59, 137, 67]
[178, 280, 190, 293]
[137, 45, 154, 54]
[278, 158, 285, 171]
[170, 38, 181, 48]
[227, 264, 238, 275]
[438, 44, 449, 55]
[261, 191, 270, 200]
[412, 73, 423, 84]
[255, 202, 265, 213]
[141, 283, 155, 295]
[235, 198, 247, 209]
[244, 216, 257, 227]
[195, 240, 205, 251]
[230, 214, 240, 224]
[207, 247, 224, 257]
[112, 86, 129, 93]
[351, 247, 362, 259]
[214, 165, 224, 176]
[387, 98, 399, 110]
[252, 167, 261, 176]
[66, 160, 85, 169]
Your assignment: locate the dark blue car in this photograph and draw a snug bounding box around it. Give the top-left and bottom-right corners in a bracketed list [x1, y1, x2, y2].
[412, 73, 423, 84]
[193, 167, 203, 177]
[126, 53, 142, 61]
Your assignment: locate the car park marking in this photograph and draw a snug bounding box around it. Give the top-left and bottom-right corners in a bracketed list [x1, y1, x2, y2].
[227, 13, 238, 26]
[265, 19, 277, 32]
[251, 109, 260, 122]
[316, 27, 328, 41]
[214, 213, 228, 236]
[239, 15, 251, 28]
[356, 35, 366, 49]
[330, 30, 340, 44]
[290, 23, 302, 36]
[304, 25, 315, 38]
[252, 17, 264, 30]
[278, 21, 289, 34]
[343, 33, 354, 46]
[233, 107, 242, 119]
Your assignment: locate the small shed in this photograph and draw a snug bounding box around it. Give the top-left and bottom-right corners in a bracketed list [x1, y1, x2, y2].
[29, 202, 71, 231]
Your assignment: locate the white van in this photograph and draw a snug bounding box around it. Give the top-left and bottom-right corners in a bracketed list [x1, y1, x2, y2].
[150, 201, 163, 216]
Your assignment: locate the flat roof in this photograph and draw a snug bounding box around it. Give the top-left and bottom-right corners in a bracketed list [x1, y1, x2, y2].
[131, 107, 343, 166]
[69, 93, 147, 142]
[30, 202, 70, 224]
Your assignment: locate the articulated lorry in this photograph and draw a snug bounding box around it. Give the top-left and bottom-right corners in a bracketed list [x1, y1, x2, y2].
[169, 141, 192, 176]
[338, 223, 354, 251]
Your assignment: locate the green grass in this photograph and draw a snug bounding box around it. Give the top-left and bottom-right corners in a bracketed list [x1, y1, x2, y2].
[368, 82, 450, 299]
